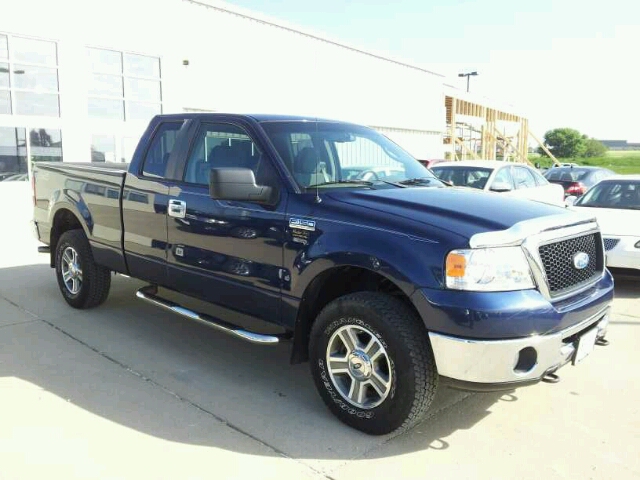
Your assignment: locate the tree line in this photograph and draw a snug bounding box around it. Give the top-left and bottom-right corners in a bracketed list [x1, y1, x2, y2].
[538, 128, 608, 158]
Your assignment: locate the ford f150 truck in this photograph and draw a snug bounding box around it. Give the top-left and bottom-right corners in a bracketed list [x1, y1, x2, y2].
[32, 113, 613, 435]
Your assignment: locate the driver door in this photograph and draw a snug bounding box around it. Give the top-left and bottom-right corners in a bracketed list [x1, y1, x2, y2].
[165, 120, 288, 325]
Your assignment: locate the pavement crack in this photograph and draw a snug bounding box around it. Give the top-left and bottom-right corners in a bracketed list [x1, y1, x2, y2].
[36, 317, 332, 480]
[0, 319, 40, 329]
[0, 294, 39, 319]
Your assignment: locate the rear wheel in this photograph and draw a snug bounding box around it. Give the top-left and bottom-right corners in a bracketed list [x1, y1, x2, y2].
[55, 229, 111, 309]
[309, 292, 438, 435]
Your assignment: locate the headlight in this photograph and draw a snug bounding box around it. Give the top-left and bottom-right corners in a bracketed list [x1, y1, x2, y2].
[446, 247, 535, 291]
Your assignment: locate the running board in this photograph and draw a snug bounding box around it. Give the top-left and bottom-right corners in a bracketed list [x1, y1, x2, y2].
[135, 285, 286, 345]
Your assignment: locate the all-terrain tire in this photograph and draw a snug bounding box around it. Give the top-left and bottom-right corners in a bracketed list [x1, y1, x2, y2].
[309, 292, 438, 435]
[55, 229, 111, 309]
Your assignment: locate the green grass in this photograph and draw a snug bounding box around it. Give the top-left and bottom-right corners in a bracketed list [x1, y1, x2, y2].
[529, 151, 640, 174]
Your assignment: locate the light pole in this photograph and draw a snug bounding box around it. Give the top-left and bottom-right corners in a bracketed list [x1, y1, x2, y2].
[458, 71, 478, 93]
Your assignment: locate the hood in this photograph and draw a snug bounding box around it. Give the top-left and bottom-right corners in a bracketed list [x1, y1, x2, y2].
[572, 206, 640, 236]
[327, 186, 570, 240]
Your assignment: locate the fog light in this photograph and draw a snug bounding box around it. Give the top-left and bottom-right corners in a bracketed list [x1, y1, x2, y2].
[514, 347, 538, 374]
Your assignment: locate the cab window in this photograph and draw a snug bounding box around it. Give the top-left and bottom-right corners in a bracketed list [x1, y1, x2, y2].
[141, 122, 182, 178]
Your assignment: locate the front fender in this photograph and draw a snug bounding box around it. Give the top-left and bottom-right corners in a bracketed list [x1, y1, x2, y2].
[289, 228, 453, 299]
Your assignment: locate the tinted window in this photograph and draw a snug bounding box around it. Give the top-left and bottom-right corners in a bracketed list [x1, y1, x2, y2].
[431, 166, 492, 189]
[0, 127, 27, 174]
[30, 128, 63, 164]
[577, 181, 640, 210]
[184, 123, 273, 187]
[513, 166, 536, 189]
[141, 122, 182, 178]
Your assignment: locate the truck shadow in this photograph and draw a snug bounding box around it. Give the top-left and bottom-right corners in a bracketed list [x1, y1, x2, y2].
[611, 274, 640, 300]
[0, 263, 515, 462]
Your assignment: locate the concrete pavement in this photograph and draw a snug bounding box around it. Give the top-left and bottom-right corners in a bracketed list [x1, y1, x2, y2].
[0, 184, 639, 479]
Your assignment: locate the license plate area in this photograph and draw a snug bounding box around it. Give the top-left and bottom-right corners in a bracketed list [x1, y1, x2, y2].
[573, 327, 598, 365]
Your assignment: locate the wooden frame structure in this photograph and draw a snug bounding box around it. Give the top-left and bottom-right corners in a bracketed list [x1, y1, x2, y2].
[445, 95, 558, 165]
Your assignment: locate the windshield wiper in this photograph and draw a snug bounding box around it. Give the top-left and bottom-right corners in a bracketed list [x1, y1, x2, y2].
[306, 179, 374, 189]
[398, 177, 444, 186]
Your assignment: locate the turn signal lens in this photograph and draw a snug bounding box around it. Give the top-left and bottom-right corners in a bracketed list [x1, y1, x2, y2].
[446, 253, 467, 277]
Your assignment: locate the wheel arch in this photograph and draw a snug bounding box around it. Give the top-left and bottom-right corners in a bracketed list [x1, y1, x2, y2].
[49, 206, 87, 267]
[289, 263, 424, 364]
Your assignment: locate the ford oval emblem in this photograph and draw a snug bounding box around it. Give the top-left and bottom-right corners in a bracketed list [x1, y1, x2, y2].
[573, 252, 590, 270]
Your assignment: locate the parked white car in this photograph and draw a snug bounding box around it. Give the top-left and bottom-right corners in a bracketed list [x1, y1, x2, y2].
[567, 175, 640, 275]
[431, 160, 565, 206]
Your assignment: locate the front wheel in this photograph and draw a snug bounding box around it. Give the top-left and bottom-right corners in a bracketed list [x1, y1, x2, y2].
[309, 292, 438, 435]
[55, 229, 111, 309]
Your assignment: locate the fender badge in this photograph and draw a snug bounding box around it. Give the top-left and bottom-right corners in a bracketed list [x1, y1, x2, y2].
[289, 218, 316, 231]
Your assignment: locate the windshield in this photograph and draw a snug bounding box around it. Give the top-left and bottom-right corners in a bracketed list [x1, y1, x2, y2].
[430, 166, 492, 189]
[260, 121, 442, 189]
[575, 180, 640, 210]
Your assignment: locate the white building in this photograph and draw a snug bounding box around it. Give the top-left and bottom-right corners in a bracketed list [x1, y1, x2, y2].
[0, 0, 447, 179]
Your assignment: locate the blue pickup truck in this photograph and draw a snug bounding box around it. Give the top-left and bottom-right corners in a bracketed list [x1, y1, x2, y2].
[32, 113, 613, 435]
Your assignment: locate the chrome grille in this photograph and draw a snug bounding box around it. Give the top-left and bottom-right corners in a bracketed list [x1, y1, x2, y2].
[538, 233, 602, 296]
[603, 238, 620, 251]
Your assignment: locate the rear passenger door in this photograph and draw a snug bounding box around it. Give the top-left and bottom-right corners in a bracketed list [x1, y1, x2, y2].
[122, 120, 187, 285]
[165, 120, 288, 325]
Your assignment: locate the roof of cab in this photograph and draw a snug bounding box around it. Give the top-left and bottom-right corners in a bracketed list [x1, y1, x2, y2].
[152, 113, 350, 123]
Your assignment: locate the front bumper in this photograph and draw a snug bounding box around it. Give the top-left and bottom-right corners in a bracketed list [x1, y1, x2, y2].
[429, 306, 609, 388]
[604, 236, 640, 271]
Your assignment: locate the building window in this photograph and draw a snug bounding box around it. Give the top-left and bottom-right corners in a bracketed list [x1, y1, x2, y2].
[91, 134, 116, 162]
[0, 33, 60, 117]
[30, 128, 63, 164]
[0, 127, 27, 175]
[87, 47, 162, 122]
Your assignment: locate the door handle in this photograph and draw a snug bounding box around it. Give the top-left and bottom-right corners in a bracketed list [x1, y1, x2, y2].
[168, 199, 186, 218]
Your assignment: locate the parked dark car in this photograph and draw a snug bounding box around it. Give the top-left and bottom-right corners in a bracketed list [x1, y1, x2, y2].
[543, 166, 615, 197]
[418, 159, 447, 169]
[31, 113, 613, 435]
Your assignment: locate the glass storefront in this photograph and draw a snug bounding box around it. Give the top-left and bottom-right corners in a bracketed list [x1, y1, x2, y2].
[0, 127, 27, 178]
[87, 47, 162, 123]
[0, 33, 60, 117]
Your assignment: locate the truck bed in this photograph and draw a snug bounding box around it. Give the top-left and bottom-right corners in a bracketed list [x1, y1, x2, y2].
[33, 161, 129, 273]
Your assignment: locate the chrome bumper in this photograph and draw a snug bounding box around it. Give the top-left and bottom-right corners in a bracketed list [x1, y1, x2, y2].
[429, 307, 609, 385]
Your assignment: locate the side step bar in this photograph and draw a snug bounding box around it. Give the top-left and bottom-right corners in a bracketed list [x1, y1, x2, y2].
[38, 246, 50, 253]
[135, 285, 287, 345]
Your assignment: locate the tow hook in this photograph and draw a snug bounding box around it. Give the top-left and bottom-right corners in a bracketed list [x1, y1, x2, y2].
[542, 372, 560, 384]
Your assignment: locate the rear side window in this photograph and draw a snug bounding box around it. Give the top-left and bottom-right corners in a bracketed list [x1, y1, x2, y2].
[514, 166, 536, 189]
[530, 168, 549, 186]
[141, 122, 182, 178]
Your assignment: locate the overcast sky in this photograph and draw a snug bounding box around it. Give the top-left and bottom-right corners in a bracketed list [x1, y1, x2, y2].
[227, 0, 640, 142]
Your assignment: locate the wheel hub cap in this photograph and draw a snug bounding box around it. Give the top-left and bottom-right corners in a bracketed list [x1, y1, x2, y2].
[61, 247, 83, 295]
[326, 324, 392, 409]
[348, 351, 372, 380]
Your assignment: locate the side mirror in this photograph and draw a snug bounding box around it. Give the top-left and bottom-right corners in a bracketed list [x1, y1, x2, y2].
[209, 168, 274, 204]
[490, 181, 513, 193]
[565, 195, 578, 207]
